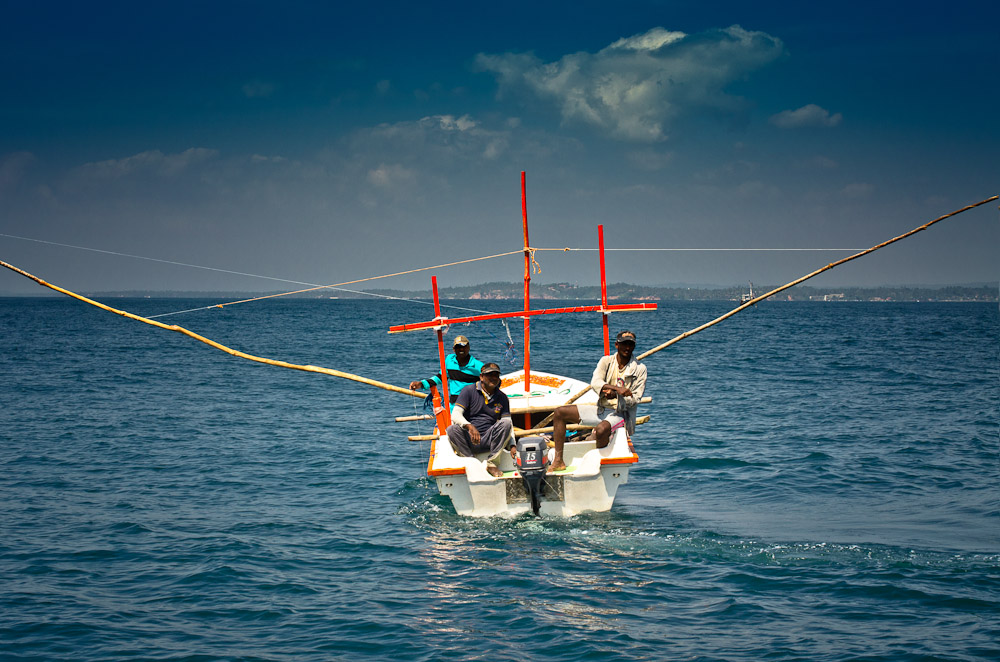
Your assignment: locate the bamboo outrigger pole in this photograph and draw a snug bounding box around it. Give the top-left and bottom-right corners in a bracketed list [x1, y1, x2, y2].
[532, 194, 998, 419]
[0, 259, 424, 398]
[637, 195, 998, 361]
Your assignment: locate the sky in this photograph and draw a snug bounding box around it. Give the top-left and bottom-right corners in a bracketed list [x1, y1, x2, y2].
[1, 0, 997, 295]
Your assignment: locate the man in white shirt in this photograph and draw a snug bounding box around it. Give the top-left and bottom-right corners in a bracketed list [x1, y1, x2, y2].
[548, 330, 647, 472]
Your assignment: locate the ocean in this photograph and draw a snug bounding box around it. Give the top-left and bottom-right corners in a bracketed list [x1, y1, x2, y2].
[1, 297, 997, 661]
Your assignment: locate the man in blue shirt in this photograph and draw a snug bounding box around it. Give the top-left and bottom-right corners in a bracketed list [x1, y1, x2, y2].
[409, 335, 484, 404]
[446, 363, 512, 478]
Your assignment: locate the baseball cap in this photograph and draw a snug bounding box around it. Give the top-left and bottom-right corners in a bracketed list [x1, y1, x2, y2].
[480, 362, 501, 375]
[615, 330, 637, 344]
[453, 335, 470, 347]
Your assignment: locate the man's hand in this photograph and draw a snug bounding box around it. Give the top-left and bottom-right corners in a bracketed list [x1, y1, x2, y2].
[466, 424, 481, 444]
[409, 380, 422, 390]
[615, 385, 633, 398]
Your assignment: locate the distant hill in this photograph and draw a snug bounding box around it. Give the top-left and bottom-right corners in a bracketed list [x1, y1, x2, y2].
[33, 282, 996, 302]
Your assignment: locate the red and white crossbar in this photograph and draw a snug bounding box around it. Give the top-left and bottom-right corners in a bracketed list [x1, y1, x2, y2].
[388, 302, 657, 334]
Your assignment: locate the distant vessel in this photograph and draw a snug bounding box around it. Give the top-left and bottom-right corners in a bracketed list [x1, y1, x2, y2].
[739, 281, 755, 305]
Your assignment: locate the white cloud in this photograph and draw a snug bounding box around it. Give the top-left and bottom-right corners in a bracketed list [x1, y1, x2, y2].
[375, 79, 391, 96]
[769, 104, 842, 128]
[476, 25, 784, 142]
[77, 148, 219, 179]
[367, 163, 416, 189]
[357, 114, 513, 161]
[609, 28, 687, 51]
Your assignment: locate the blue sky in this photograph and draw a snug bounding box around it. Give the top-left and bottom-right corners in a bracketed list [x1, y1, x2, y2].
[1, 1, 997, 295]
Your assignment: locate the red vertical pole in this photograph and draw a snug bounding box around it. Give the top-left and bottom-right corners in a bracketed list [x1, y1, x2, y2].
[599, 224, 610, 355]
[521, 171, 532, 430]
[431, 276, 451, 427]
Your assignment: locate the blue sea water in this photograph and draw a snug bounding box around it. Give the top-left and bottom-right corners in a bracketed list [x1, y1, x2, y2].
[1, 297, 997, 661]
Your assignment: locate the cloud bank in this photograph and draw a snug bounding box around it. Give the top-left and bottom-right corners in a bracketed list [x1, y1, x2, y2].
[476, 25, 784, 142]
[769, 104, 842, 128]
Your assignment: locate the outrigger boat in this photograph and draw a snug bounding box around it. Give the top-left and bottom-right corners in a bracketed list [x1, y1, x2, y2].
[5, 175, 990, 519]
[390, 173, 657, 517]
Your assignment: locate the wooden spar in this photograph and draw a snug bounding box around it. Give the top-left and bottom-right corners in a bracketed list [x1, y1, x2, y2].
[408, 415, 651, 441]
[599, 224, 610, 355]
[431, 276, 452, 427]
[531, 385, 590, 430]
[389, 303, 656, 334]
[395, 396, 653, 421]
[0, 258, 423, 398]
[521, 171, 532, 430]
[517, 414, 649, 438]
[637, 194, 1000, 362]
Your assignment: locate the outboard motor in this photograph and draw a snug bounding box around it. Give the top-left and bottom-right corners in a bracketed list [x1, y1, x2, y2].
[514, 436, 549, 516]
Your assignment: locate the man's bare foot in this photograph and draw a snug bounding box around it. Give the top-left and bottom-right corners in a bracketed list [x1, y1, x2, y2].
[548, 460, 567, 473]
[486, 463, 503, 478]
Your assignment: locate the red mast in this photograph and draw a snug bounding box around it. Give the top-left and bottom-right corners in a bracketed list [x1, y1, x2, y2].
[599, 224, 610, 355]
[431, 276, 451, 428]
[521, 171, 531, 429]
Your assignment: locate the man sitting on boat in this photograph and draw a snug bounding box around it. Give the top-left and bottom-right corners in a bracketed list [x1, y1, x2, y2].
[446, 362, 513, 478]
[409, 335, 484, 405]
[547, 330, 647, 473]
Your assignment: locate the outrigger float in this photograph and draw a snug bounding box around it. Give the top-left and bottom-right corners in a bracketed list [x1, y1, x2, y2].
[390, 173, 657, 517]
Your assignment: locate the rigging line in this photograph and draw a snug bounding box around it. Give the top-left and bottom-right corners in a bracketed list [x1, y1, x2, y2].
[636, 195, 999, 361]
[194, 250, 525, 311]
[531, 194, 999, 429]
[0, 257, 426, 399]
[533, 247, 868, 252]
[149, 283, 515, 320]
[0, 232, 315, 286]
[1, 231, 523, 317]
[147, 286, 437, 319]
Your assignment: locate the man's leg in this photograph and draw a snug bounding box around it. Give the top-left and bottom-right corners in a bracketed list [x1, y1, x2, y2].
[594, 415, 625, 449]
[593, 420, 612, 448]
[550, 405, 581, 472]
[480, 418, 513, 477]
[446, 424, 475, 457]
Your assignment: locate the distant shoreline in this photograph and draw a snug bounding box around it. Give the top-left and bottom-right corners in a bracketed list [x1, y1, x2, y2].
[3, 282, 996, 302]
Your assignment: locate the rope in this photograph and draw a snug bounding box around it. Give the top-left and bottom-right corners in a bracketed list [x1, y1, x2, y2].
[0, 258, 425, 399]
[527, 247, 542, 274]
[530, 195, 998, 428]
[0, 232, 523, 318]
[170, 250, 525, 313]
[637, 195, 998, 361]
[534, 247, 868, 252]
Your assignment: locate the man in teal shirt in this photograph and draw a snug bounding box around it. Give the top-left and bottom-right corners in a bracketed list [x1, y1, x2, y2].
[409, 335, 485, 404]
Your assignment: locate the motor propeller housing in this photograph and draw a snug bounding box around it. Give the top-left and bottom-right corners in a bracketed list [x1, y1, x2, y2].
[514, 436, 549, 515]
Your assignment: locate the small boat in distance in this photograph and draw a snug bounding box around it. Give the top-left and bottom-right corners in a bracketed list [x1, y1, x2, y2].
[739, 281, 755, 305]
